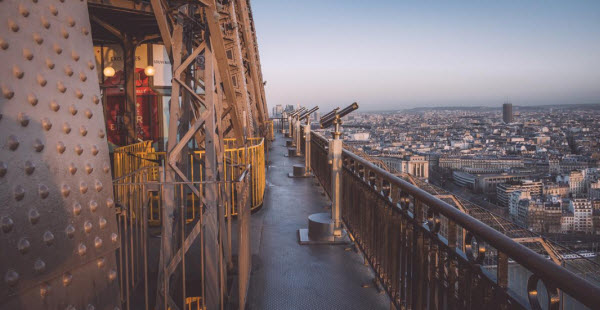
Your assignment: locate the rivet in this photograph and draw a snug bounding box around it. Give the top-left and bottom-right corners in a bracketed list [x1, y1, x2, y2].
[50, 101, 62, 112]
[80, 126, 87, 136]
[57, 141, 66, 154]
[111, 233, 118, 243]
[88, 61, 95, 70]
[46, 58, 55, 69]
[99, 217, 107, 229]
[8, 20, 19, 32]
[64, 65, 73, 77]
[94, 237, 103, 249]
[63, 122, 71, 134]
[19, 5, 30, 17]
[106, 198, 114, 208]
[89, 200, 98, 212]
[28, 94, 38, 106]
[87, 304, 95, 310]
[40, 283, 51, 298]
[57, 81, 66, 93]
[29, 209, 41, 224]
[78, 243, 87, 256]
[1, 217, 14, 233]
[61, 184, 70, 197]
[42, 118, 52, 131]
[84, 109, 93, 119]
[61, 28, 69, 39]
[108, 270, 117, 282]
[33, 33, 43, 45]
[98, 130, 105, 139]
[62, 273, 72, 286]
[37, 74, 47, 87]
[79, 72, 87, 82]
[67, 17, 75, 27]
[92, 95, 99, 104]
[85, 163, 93, 174]
[34, 259, 46, 273]
[41, 16, 50, 29]
[43, 231, 54, 245]
[18, 238, 31, 254]
[33, 139, 44, 152]
[13, 66, 24, 79]
[14, 185, 25, 200]
[68, 162, 77, 175]
[82, 27, 89, 36]
[49, 5, 58, 16]
[65, 225, 75, 238]
[0, 161, 6, 177]
[0, 38, 8, 50]
[23, 48, 34, 60]
[66, 305, 76, 310]
[75, 89, 83, 99]
[75, 144, 83, 155]
[73, 202, 82, 215]
[71, 51, 79, 62]
[8, 135, 20, 150]
[53, 43, 62, 54]
[103, 163, 110, 173]
[97, 257, 105, 268]
[38, 184, 49, 198]
[80, 181, 88, 193]
[69, 105, 78, 115]
[18, 113, 30, 126]
[24, 160, 35, 174]
[91, 145, 99, 156]
[2, 87, 14, 101]
[5, 270, 19, 286]
[95, 180, 103, 192]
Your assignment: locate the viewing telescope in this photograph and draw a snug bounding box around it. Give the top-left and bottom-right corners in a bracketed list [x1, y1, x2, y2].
[290, 107, 306, 118]
[320, 102, 359, 129]
[319, 107, 339, 124]
[299, 106, 319, 121]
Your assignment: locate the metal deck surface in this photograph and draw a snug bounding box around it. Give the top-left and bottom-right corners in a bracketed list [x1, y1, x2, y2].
[246, 133, 389, 310]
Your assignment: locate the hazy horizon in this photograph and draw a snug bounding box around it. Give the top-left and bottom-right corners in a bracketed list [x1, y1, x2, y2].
[252, 1, 600, 112]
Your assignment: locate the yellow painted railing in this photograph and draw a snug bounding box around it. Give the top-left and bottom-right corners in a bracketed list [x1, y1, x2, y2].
[112, 138, 265, 225]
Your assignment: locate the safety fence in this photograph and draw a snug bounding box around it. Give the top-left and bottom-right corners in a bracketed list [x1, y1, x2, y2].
[308, 131, 600, 310]
[112, 138, 265, 225]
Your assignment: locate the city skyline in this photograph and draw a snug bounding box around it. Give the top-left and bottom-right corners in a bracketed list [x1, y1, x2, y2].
[253, 1, 600, 111]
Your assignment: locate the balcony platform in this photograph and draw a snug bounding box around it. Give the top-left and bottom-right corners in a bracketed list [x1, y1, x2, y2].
[247, 133, 389, 309]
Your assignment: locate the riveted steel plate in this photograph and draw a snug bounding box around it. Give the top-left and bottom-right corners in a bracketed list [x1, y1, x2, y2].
[1, 0, 120, 309]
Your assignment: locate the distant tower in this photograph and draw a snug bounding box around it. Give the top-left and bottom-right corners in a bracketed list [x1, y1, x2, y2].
[503, 103, 513, 123]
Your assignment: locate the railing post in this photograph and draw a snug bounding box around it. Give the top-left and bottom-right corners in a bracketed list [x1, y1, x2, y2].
[304, 120, 312, 174]
[330, 137, 343, 233]
[295, 116, 302, 155]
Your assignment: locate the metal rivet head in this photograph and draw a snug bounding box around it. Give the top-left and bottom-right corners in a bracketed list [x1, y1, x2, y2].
[84, 109, 93, 119]
[108, 270, 117, 282]
[67, 17, 75, 27]
[13, 65, 24, 79]
[23, 48, 34, 60]
[49, 101, 60, 112]
[40, 283, 50, 298]
[33, 139, 44, 152]
[97, 257, 105, 268]
[33, 33, 43, 45]
[79, 126, 87, 136]
[89, 200, 98, 213]
[34, 259, 46, 273]
[103, 163, 110, 173]
[78, 243, 87, 256]
[18, 238, 30, 254]
[91, 145, 99, 156]
[79, 72, 87, 82]
[38, 184, 49, 198]
[75, 89, 83, 99]
[80, 181, 88, 193]
[43, 231, 54, 245]
[65, 225, 75, 238]
[63, 123, 71, 134]
[98, 130, 105, 139]
[75, 144, 83, 155]
[19, 5, 30, 17]
[37, 74, 47, 86]
[46, 59, 55, 69]
[73, 202, 82, 216]
[49, 5, 58, 16]
[1, 217, 14, 233]
[64, 65, 73, 77]
[86, 304, 95, 310]
[8, 20, 19, 32]
[0, 161, 7, 177]
[82, 27, 89, 36]
[62, 273, 72, 286]
[61, 184, 70, 197]
[68, 163, 77, 175]
[94, 237, 103, 249]
[5, 270, 19, 286]
[53, 43, 62, 54]
[61, 28, 69, 39]
[85, 163, 93, 174]
[66, 305, 76, 310]
[14, 185, 25, 200]
[0, 38, 8, 50]
[57, 82, 66, 93]
[88, 61, 95, 70]
[56, 141, 66, 154]
[106, 198, 114, 208]
[42, 118, 52, 131]
[69, 105, 77, 115]
[92, 95, 99, 105]
[71, 51, 80, 62]
[2, 85, 14, 99]
[18, 113, 30, 126]
[24, 161, 35, 174]
[99, 217, 107, 229]
[94, 180, 103, 192]
[8, 135, 20, 150]
[111, 233, 118, 243]
[41, 16, 50, 29]
[29, 209, 40, 224]
[28, 94, 38, 106]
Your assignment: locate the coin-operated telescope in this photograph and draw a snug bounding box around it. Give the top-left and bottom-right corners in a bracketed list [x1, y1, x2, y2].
[289, 106, 319, 178]
[286, 107, 306, 142]
[299, 102, 359, 245]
